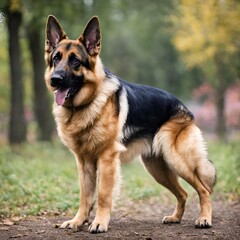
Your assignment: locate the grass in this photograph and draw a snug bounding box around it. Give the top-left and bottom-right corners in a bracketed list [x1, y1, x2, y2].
[208, 141, 240, 198]
[0, 140, 239, 218]
[0, 142, 79, 217]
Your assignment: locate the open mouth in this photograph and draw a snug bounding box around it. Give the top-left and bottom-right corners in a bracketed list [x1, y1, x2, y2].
[55, 88, 71, 106]
[54, 84, 82, 106]
[53, 75, 84, 106]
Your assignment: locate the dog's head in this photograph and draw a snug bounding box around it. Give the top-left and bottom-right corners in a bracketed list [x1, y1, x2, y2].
[45, 16, 105, 107]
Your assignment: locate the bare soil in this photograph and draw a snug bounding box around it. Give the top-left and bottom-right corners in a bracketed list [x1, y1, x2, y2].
[0, 199, 239, 240]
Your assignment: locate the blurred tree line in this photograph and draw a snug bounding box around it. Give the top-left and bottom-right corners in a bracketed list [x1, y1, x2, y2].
[0, 0, 239, 144]
[172, 0, 240, 138]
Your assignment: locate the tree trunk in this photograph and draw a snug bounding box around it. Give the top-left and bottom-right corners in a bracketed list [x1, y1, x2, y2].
[215, 84, 226, 139]
[215, 54, 228, 139]
[7, 2, 27, 144]
[27, 26, 55, 141]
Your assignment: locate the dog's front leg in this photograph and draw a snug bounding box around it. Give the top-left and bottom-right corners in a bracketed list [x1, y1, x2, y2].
[89, 150, 120, 233]
[60, 156, 97, 229]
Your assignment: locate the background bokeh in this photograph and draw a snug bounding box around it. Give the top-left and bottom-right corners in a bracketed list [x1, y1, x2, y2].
[0, 0, 239, 144]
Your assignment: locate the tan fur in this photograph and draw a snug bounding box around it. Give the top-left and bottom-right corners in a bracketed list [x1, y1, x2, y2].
[53, 77, 122, 232]
[45, 15, 215, 233]
[142, 154, 188, 223]
[152, 114, 215, 226]
[45, 19, 123, 231]
[120, 138, 152, 163]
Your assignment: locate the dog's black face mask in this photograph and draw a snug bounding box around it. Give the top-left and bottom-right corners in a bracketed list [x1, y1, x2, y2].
[49, 44, 88, 106]
[51, 70, 84, 106]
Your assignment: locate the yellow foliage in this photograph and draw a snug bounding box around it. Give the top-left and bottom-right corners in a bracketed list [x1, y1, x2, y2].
[9, 0, 21, 13]
[172, 0, 240, 68]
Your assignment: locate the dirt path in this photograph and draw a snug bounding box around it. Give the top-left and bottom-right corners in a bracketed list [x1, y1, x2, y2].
[0, 200, 239, 240]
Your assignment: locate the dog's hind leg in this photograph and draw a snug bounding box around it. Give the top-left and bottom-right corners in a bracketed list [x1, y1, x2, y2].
[142, 155, 188, 224]
[153, 116, 216, 228]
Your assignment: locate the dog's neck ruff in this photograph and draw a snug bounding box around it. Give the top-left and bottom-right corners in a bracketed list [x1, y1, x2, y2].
[53, 74, 121, 129]
[63, 101, 91, 113]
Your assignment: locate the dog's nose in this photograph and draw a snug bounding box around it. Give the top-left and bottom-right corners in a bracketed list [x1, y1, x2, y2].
[51, 72, 63, 87]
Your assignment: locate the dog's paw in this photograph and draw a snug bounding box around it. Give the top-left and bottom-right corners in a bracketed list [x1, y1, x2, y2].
[195, 217, 212, 228]
[59, 218, 87, 230]
[88, 219, 108, 234]
[162, 215, 181, 224]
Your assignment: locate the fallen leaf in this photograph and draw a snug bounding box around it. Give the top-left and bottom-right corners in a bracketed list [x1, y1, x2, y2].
[3, 219, 14, 226]
[12, 217, 23, 222]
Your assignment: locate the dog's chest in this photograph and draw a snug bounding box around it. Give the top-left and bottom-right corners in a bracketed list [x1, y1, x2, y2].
[55, 103, 118, 156]
[63, 126, 104, 155]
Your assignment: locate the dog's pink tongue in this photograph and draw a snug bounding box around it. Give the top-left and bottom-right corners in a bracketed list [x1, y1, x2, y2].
[55, 88, 69, 105]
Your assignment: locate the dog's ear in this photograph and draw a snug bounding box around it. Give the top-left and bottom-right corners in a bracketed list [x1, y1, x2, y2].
[45, 15, 67, 51]
[79, 16, 101, 56]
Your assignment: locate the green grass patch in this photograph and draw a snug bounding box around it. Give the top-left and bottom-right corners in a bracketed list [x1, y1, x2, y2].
[122, 160, 163, 200]
[0, 142, 79, 217]
[0, 140, 239, 218]
[208, 141, 240, 199]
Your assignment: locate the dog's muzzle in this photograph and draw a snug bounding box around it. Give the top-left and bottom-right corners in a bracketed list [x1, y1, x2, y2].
[51, 71, 65, 88]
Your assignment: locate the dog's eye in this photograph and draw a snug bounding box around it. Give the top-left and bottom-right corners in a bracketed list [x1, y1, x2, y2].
[53, 55, 60, 61]
[53, 53, 61, 65]
[69, 54, 81, 67]
[72, 57, 80, 65]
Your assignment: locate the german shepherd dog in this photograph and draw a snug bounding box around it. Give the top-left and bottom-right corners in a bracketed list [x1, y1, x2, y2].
[45, 15, 216, 233]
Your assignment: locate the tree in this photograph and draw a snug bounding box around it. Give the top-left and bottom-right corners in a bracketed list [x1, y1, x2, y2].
[26, 21, 54, 141]
[172, 0, 240, 138]
[23, 0, 86, 140]
[6, 0, 26, 144]
[24, 2, 56, 141]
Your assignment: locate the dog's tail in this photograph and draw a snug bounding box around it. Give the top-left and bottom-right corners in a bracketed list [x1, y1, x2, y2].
[153, 112, 216, 193]
[196, 158, 217, 193]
